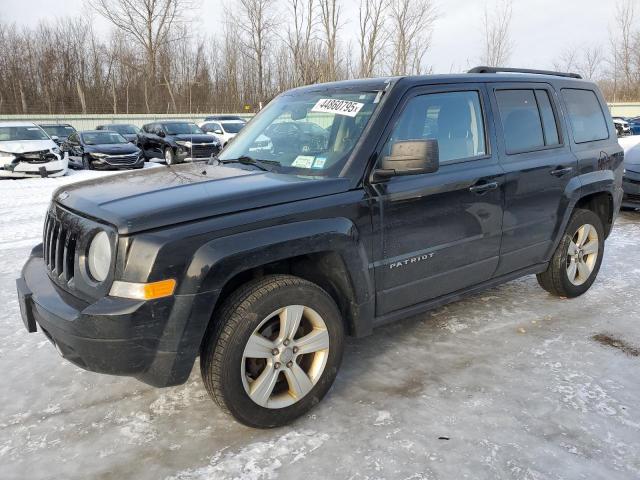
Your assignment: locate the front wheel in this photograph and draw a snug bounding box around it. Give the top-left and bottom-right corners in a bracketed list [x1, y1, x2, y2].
[200, 275, 344, 428]
[164, 147, 177, 165]
[82, 155, 93, 170]
[537, 208, 605, 298]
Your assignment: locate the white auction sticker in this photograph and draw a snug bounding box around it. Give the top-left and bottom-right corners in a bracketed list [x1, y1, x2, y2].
[311, 98, 365, 117]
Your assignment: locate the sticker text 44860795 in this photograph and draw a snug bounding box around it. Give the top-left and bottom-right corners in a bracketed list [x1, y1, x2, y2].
[311, 99, 365, 117]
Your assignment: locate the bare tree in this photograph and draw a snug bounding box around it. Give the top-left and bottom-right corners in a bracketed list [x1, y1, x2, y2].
[388, 0, 438, 75]
[357, 0, 387, 78]
[318, 0, 341, 81]
[227, 0, 279, 102]
[582, 46, 603, 80]
[553, 46, 579, 73]
[481, 0, 513, 67]
[286, 0, 317, 85]
[90, 0, 194, 111]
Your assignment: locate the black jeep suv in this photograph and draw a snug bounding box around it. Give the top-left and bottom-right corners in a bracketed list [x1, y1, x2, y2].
[137, 120, 221, 164]
[17, 67, 623, 428]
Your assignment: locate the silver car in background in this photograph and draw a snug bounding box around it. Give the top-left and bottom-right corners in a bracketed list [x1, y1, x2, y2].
[0, 122, 69, 178]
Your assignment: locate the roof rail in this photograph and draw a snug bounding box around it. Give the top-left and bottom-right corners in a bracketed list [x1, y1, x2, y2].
[468, 66, 582, 80]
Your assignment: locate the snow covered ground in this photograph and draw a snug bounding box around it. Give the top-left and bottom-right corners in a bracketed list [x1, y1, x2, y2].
[1, 168, 640, 479]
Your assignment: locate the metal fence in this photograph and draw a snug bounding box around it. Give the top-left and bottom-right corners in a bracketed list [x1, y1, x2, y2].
[1, 103, 639, 130]
[608, 103, 640, 117]
[0, 113, 255, 130]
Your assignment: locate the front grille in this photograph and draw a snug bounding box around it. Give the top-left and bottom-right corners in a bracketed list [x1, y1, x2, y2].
[626, 193, 640, 203]
[105, 154, 138, 166]
[42, 211, 76, 282]
[190, 143, 218, 158]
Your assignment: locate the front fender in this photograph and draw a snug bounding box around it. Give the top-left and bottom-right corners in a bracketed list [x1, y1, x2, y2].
[181, 217, 375, 334]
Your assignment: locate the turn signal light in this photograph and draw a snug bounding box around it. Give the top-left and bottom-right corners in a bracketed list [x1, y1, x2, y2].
[110, 279, 177, 300]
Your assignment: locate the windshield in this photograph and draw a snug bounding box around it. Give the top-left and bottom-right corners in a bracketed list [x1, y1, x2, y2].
[221, 122, 245, 134]
[82, 131, 128, 145]
[219, 90, 381, 175]
[164, 123, 203, 135]
[41, 125, 76, 137]
[0, 126, 50, 142]
[106, 124, 139, 135]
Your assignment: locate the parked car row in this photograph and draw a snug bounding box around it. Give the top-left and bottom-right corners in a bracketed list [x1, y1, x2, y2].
[0, 117, 248, 178]
[613, 116, 640, 137]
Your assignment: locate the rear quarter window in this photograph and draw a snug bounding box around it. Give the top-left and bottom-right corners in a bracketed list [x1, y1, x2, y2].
[561, 88, 609, 143]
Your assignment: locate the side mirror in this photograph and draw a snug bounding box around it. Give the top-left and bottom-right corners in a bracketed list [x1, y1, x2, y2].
[374, 140, 439, 181]
[214, 129, 223, 135]
[51, 135, 59, 142]
[158, 130, 166, 137]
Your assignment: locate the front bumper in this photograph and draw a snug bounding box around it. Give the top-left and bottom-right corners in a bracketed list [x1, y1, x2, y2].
[90, 155, 145, 170]
[175, 145, 221, 162]
[0, 154, 68, 178]
[17, 249, 218, 387]
[623, 169, 640, 208]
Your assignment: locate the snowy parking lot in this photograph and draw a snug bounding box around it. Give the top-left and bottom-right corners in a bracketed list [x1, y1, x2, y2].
[1, 169, 640, 479]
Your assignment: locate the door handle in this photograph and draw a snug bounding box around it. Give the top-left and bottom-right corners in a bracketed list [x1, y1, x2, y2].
[550, 166, 573, 177]
[469, 181, 498, 194]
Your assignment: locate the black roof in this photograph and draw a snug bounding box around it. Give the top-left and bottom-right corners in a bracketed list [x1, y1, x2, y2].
[289, 68, 590, 95]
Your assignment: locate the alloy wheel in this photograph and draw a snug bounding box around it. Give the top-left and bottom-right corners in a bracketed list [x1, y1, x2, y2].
[566, 223, 599, 286]
[241, 305, 330, 409]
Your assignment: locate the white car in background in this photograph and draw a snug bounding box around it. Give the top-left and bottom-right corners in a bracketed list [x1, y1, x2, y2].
[0, 122, 68, 178]
[199, 120, 246, 147]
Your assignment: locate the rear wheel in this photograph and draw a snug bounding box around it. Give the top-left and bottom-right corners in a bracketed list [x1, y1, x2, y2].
[537, 208, 604, 298]
[200, 275, 344, 428]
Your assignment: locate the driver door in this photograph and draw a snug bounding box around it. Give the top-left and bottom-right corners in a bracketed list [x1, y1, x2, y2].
[371, 84, 505, 316]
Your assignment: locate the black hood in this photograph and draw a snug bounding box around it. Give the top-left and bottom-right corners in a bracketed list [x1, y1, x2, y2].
[53, 163, 349, 234]
[85, 143, 141, 155]
[173, 134, 217, 144]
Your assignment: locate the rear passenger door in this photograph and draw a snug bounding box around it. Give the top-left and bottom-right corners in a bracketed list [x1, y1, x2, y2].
[489, 83, 578, 275]
[372, 84, 505, 316]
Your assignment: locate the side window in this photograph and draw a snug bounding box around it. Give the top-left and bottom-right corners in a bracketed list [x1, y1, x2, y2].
[534, 90, 560, 146]
[495, 90, 545, 153]
[383, 90, 487, 164]
[68, 133, 78, 144]
[562, 88, 609, 143]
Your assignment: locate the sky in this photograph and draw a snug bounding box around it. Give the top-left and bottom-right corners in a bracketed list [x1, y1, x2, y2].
[0, 0, 620, 74]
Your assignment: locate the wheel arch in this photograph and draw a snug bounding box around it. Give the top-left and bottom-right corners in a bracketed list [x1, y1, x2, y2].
[181, 218, 376, 351]
[574, 191, 614, 238]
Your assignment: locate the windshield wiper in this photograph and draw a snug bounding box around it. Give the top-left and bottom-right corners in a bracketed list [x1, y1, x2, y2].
[218, 155, 280, 172]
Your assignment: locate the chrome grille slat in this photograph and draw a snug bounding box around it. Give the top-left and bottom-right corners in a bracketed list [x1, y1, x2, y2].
[63, 235, 76, 281]
[47, 221, 56, 267]
[43, 211, 76, 283]
[55, 229, 66, 276]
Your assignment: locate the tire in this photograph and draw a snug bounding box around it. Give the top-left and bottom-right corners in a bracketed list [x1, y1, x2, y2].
[200, 274, 345, 428]
[138, 145, 147, 161]
[82, 155, 93, 170]
[164, 147, 176, 165]
[537, 208, 605, 298]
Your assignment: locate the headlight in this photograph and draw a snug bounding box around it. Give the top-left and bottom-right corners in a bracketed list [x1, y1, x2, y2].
[176, 141, 192, 148]
[0, 151, 15, 162]
[87, 231, 111, 282]
[90, 152, 108, 158]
